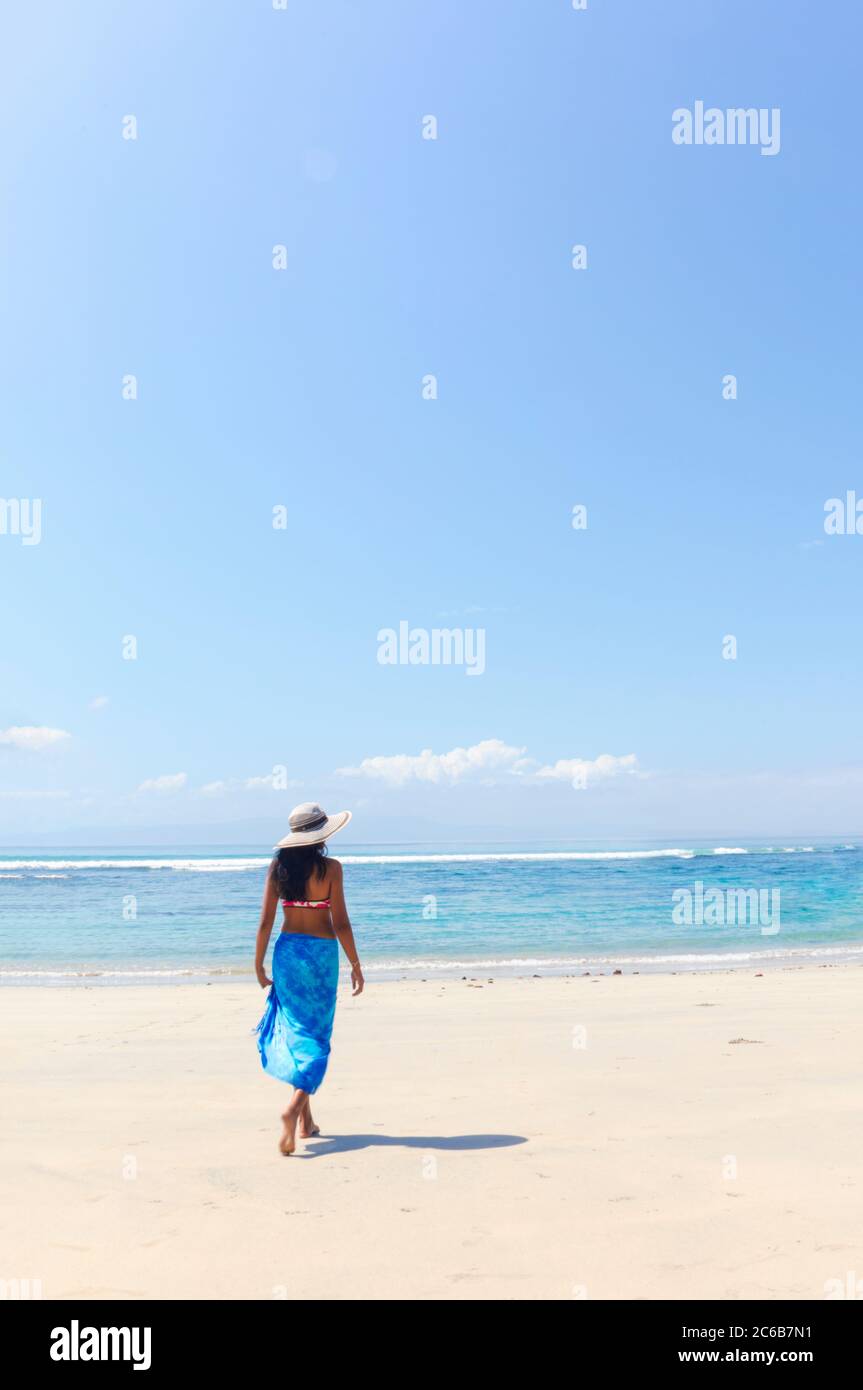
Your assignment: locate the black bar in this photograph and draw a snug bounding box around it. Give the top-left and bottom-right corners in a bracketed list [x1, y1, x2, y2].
[5, 1298, 858, 1373]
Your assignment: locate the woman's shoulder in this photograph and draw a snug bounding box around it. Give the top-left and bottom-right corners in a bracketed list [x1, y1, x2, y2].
[326, 857, 343, 877]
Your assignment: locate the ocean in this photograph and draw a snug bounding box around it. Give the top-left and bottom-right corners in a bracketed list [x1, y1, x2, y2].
[1, 838, 861, 984]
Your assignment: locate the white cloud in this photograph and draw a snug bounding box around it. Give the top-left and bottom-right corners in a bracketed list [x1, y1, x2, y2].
[0, 726, 71, 751]
[535, 753, 639, 785]
[89, 695, 109, 710]
[137, 772, 188, 794]
[200, 780, 227, 797]
[337, 739, 640, 789]
[338, 738, 532, 786]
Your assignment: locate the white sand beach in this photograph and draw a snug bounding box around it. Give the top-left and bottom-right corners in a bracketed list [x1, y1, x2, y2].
[2, 966, 862, 1301]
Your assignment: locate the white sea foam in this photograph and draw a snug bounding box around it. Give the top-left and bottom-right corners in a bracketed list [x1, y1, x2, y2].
[4, 851, 686, 871]
[0, 844, 848, 873]
[365, 942, 863, 973]
[0, 967, 225, 979]
[0, 858, 270, 872]
[4, 941, 863, 983]
[0, 848, 697, 872]
[341, 849, 702, 864]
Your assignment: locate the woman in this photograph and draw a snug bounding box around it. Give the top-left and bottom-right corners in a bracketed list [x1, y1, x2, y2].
[254, 802, 364, 1155]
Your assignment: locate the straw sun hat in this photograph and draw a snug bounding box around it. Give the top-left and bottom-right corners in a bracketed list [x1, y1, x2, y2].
[274, 802, 352, 849]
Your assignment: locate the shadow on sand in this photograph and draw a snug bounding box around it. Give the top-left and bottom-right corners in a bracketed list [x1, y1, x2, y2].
[296, 1132, 527, 1158]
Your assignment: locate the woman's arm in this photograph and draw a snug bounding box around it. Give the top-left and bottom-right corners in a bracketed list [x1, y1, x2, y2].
[329, 859, 364, 996]
[254, 866, 279, 987]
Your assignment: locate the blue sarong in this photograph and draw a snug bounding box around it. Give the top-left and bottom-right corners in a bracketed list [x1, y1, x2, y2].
[255, 933, 339, 1093]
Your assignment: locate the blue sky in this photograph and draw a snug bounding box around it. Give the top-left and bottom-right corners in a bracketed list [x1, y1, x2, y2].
[1, 0, 861, 844]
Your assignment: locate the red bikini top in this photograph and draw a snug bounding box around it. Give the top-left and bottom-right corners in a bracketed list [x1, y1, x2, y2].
[281, 899, 331, 909]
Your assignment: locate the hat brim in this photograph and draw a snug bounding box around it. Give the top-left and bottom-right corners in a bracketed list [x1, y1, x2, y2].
[274, 810, 352, 849]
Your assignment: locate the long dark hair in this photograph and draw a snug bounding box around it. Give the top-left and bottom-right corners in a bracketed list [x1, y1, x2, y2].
[270, 843, 328, 902]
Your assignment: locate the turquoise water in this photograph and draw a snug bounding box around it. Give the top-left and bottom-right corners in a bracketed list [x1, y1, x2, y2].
[1, 840, 861, 983]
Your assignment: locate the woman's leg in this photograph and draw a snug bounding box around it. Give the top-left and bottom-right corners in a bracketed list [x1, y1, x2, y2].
[298, 1095, 320, 1138]
[279, 1087, 307, 1155]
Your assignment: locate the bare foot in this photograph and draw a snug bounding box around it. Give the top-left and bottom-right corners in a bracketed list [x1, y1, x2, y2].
[279, 1106, 299, 1156]
[298, 1104, 320, 1139]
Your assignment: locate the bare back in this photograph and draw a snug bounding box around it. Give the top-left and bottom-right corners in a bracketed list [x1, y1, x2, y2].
[278, 859, 347, 940]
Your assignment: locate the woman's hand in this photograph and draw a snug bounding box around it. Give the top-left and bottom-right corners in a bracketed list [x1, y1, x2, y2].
[351, 963, 365, 997]
[257, 967, 272, 989]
